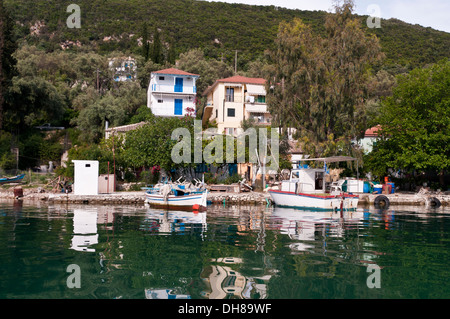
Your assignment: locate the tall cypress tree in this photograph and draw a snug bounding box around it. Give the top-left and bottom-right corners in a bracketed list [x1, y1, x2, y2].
[141, 23, 150, 61]
[167, 40, 176, 65]
[151, 27, 163, 65]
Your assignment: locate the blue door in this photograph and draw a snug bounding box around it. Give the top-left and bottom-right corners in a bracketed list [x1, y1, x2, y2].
[174, 99, 183, 115]
[174, 78, 183, 92]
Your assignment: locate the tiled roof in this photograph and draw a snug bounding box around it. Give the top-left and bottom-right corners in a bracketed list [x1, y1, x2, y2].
[217, 75, 266, 85]
[203, 75, 266, 95]
[152, 68, 199, 77]
[365, 125, 381, 137]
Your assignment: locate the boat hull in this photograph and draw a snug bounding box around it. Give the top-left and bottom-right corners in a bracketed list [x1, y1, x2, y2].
[145, 191, 208, 211]
[269, 190, 358, 211]
[0, 174, 25, 184]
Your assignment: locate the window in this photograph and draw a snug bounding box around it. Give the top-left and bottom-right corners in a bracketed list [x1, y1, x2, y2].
[227, 108, 235, 117]
[159, 76, 165, 81]
[158, 99, 163, 103]
[257, 95, 266, 103]
[226, 88, 234, 102]
[85, 164, 91, 168]
[215, 109, 218, 118]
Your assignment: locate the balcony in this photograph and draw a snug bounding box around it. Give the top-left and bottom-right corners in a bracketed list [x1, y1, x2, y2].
[245, 103, 268, 113]
[150, 83, 197, 94]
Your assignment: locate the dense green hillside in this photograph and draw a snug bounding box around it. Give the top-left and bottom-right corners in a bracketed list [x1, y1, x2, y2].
[5, 0, 450, 70]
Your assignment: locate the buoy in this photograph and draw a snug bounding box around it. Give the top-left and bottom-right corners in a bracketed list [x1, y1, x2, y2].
[374, 195, 390, 209]
[428, 197, 441, 208]
[192, 204, 200, 210]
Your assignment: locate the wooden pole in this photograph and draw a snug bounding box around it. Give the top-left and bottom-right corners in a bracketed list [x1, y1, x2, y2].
[107, 161, 110, 194]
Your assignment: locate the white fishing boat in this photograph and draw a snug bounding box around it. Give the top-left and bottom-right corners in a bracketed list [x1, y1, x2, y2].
[144, 181, 208, 211]
[268, 156, 360, 211]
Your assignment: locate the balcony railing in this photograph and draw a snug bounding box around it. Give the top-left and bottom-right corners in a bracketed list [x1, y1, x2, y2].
[150, 83, 197, 94]
[245, 103, 267, 113]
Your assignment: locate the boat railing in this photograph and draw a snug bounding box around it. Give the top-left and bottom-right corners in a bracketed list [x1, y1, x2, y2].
[142, 186, 161, 193]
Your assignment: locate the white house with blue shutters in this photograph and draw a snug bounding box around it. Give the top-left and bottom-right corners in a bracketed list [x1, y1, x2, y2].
[147, 68, 199, 117]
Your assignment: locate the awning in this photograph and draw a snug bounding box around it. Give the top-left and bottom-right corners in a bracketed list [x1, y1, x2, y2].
[246, 84, 266, 95]
[295, 156, 357, 163]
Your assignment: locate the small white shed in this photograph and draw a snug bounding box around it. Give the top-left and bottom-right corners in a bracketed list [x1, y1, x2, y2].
[72, 160, 99, 195]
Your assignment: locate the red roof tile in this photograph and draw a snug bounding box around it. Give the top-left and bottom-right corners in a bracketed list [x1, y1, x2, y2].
[217, 75, 266, 85]
[203, 75, 266, 95]
[365, 125, 381, 137]
[153, 68, 199, 76]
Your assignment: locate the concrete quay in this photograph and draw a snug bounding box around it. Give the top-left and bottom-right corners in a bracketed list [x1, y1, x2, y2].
[357, 192, 449, 207]
[1, 187, 449, 207]
[0, 188, 270, 206]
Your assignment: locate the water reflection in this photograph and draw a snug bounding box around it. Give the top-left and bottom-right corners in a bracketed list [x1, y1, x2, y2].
[1, 200, 449, 299]
[71, 208, 99, 252]
[200, 257, 271, 299]
[145, 289, 191, 299]
[269, 207, 367, 252]
[70, 206, 117, 252]
[141, 209, 207, 236]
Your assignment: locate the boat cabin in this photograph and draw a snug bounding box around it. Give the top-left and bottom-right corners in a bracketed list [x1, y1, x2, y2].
[281, 167, 325, 194]
[282, 156, 359, 195]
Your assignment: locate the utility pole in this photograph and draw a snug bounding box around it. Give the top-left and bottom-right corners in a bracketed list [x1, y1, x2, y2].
[234, 50, 238, 74]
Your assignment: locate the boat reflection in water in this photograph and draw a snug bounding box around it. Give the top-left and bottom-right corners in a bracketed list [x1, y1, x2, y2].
[269, 206, 365, 252]
[145, 289, 191, 299]
[141, 209, 207, 236]
[142, 208, 207, 299]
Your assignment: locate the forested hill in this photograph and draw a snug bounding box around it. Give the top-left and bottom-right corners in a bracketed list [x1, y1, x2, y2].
[5, 0, 450, 70]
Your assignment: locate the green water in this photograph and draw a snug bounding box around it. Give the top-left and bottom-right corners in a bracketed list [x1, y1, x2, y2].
[0, 200, 449, 299]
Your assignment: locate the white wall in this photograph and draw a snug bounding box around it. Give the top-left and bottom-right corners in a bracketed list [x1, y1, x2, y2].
[150, 74, 196, 94]
[73, 160, 99, 195]
[149, 95, 196, 117]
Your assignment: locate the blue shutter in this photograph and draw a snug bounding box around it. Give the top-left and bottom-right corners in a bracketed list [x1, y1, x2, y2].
[174, 99, 183, 115]
[174, 78, 183, 92]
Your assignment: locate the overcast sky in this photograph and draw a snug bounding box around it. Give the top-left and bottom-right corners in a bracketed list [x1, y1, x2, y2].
[205, 0, 450, 33]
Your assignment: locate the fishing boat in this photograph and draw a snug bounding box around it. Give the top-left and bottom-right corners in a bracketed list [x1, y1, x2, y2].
[0, 174, 25, 185]
[268, 156, 359, 211]
[144, 181, 208, 211]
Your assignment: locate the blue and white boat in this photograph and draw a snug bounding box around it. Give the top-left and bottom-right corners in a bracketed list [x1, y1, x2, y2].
[0, 174, 25, 185]
[144, 182, 208, 211]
